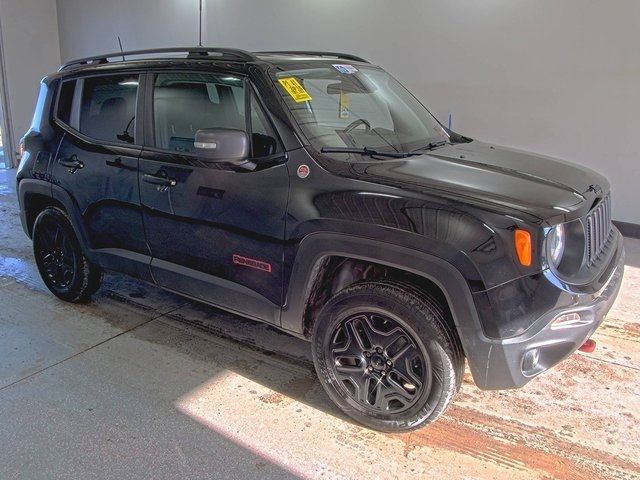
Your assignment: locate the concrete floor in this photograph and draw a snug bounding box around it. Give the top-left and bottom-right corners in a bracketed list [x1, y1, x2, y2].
[0, 168, 639, 480]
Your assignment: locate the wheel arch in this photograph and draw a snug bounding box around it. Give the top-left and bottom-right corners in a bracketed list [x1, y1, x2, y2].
[19, 179, 91, 252]
[280, 233, 490, 385]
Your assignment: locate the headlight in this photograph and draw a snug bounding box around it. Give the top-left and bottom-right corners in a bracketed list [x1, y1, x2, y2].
[547, 224, 565, 267]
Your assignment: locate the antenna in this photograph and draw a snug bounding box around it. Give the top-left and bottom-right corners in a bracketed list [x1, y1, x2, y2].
[198, 0, 203, 47]
[117, 36, 125, 61]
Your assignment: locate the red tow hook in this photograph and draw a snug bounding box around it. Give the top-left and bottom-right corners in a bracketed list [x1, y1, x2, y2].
[579, 339, 596, 353]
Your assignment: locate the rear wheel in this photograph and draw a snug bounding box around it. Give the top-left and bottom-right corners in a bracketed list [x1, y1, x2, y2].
[312, 281, 463, 431]
[32, 207, 102, 303]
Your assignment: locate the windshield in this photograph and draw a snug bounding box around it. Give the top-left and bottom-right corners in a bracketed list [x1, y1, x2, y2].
[270, 61, 449, 156]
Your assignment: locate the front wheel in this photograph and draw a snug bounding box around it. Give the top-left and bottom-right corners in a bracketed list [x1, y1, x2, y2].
[32, 207, 102, 303]
[312, 281, 464, 432]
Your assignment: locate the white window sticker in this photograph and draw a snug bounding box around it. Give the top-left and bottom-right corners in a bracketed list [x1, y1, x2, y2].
[332, 64, 358, 74]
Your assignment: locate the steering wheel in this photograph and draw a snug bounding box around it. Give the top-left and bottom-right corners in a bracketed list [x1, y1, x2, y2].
[344, 118, 371, 133]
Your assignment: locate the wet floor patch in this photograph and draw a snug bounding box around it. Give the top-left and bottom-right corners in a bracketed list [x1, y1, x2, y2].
[0, 255, 44, 290]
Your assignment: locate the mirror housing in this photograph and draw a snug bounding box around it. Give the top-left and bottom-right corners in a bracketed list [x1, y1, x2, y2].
[326, 76, 376, 95]
[194, 128, 251, 167]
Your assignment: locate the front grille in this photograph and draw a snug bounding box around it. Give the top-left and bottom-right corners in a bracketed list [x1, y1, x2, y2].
[585, 193, 612, 266]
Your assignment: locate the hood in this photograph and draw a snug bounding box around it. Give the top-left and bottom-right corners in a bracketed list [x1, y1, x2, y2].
[349, 141, 609, 222]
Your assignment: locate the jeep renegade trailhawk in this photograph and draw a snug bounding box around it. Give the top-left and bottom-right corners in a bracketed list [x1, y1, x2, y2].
[17, 47, 624, 431]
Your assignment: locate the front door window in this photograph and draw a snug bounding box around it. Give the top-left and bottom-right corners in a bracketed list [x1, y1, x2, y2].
[152, 73, 280, 158]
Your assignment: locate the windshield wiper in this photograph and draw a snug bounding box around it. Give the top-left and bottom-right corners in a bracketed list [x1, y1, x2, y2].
[410, 140, 448, 153]
[321, 146, 418, 158]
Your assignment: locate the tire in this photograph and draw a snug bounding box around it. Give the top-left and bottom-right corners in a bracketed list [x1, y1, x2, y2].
[32, 206, 102, 303]
[312, 281, 464, 432]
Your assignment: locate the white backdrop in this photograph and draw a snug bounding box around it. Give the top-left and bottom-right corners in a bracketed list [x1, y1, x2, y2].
[0, 0, 61, 163]
[55, 0, 640, 223]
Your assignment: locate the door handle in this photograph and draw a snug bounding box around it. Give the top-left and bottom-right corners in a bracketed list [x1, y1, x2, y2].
[142, 173, 177, 191]
[59, 155, 84, 173]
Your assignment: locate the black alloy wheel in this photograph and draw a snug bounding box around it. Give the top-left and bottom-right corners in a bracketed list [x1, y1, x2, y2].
[35, 217, 76, 289]
[33, 207, 102, 303]
[330, 311, 429, 414]
[312, 281, 464, 431]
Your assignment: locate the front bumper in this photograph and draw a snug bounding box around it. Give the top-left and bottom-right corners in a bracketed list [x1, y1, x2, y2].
[470, 232, 625, 390]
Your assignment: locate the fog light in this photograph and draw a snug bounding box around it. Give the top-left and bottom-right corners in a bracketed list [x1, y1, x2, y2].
[522, 348, 541, 376]
[551, 312, 591, 330]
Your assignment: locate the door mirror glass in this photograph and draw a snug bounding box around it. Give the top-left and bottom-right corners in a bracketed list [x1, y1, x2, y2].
[194, 128, 250, 165]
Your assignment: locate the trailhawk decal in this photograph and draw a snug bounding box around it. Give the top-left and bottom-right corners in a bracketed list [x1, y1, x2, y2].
[232, 254, 272, 273]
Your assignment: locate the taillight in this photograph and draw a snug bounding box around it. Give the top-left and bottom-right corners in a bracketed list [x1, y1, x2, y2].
[514, 229, 532, 266]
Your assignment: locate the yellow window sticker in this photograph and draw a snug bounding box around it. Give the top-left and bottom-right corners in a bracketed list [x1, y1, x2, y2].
[339, 92, 350, 119]
[278, 77, 312, 103]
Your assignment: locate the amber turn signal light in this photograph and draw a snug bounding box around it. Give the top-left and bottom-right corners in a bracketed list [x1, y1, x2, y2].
[514, 229, 532, 266]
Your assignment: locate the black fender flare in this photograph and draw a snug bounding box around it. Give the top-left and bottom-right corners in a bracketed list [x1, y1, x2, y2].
[279, 232, 493, 386]
[19, 178, 92, 254]
[17, 179, 51, 238]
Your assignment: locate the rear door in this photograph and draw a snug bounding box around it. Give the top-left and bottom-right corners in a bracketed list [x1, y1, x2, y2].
[51, 73, 149, 279]
[139, 71, 288, 324]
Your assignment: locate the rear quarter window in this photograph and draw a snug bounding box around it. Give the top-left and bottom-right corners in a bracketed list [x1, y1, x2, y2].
[56, 80, 76, 125]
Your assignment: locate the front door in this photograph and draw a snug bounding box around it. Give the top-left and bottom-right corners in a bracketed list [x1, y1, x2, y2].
[51, 73, 149, 279]
[139, 71, 288, 324]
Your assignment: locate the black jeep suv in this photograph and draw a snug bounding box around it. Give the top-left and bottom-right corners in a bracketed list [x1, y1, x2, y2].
[17, 47, 624, 431]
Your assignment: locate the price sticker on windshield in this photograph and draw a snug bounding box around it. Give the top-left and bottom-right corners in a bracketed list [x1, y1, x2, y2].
[278, 77, 312, 103]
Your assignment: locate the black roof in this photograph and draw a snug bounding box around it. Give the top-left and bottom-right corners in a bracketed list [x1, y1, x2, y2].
[59, 47, 369, 72]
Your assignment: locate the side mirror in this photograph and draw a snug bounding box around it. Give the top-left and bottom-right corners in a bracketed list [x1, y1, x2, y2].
[194, 128, 251, 167]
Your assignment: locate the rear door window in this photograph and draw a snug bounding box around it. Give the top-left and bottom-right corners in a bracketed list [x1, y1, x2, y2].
[78, 75, 139, 144]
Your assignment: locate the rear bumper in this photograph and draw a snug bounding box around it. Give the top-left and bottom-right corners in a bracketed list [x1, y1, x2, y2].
[472, 233, 624, 390]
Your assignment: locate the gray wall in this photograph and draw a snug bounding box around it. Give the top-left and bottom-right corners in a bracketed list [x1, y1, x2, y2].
[0, 0, 61, 163]
[56, 0, 640, 223]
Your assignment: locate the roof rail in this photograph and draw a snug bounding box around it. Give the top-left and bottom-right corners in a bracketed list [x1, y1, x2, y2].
[59, 47, 258, 71]
[255, 51, 369, 63]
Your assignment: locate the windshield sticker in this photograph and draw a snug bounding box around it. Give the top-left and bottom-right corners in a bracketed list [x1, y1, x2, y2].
[332, 64, 359, 74]
[339, 92, 350, 119]
[278, 77, 312, 103]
